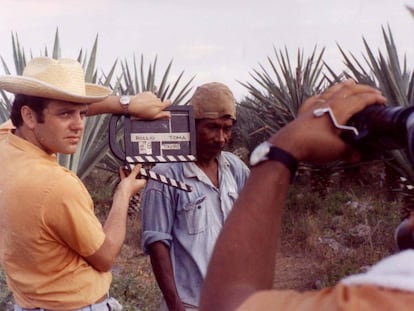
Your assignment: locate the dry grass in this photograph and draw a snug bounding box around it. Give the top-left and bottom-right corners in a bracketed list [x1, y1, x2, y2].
[277, 163, 401, 290]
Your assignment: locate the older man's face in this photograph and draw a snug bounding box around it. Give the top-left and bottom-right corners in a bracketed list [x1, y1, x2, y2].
[195, 116, 234, 160]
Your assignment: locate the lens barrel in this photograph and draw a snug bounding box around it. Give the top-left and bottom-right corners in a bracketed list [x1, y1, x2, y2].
[341, 104, 414, 158]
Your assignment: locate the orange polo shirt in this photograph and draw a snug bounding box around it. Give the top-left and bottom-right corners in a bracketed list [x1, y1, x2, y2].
[0, 122, 111, 309]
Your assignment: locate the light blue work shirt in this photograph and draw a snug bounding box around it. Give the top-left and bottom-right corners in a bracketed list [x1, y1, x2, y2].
[141, 151, 249, 307]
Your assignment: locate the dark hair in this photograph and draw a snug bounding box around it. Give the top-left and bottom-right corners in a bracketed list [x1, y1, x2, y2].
[10, 94, 49, 127]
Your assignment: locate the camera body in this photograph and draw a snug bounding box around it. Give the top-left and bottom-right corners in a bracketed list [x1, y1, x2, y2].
[341, 104, 414, 162]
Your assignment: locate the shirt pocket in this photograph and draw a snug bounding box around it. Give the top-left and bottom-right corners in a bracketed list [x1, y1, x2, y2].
[183, 195, 207, 235]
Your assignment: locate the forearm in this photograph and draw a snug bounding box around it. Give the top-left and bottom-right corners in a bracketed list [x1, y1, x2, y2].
[103, 190, 131, 254]
[87, 95, 121, 116]
[85, 189, 130, 271]
[87, 92, 172, 119]
[149, 242, 184, 311]
[200, 161, 291, 311]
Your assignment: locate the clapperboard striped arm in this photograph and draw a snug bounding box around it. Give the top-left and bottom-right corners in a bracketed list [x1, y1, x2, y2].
[125, 157, 192, 192]
[127, 155, 197, 163]
[139, 167, 192, 192]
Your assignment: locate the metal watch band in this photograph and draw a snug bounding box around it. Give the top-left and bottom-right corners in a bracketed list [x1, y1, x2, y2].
[267, 146, 298, 181]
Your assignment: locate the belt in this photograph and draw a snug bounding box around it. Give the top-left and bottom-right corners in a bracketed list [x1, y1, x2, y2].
[14, 295, 111, 311]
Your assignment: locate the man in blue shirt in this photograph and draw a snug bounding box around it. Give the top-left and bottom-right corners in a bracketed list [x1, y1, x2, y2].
[141, 82, 250, 311]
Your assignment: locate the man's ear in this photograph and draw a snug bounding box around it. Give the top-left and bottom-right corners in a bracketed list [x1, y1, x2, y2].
[20, 106, 37, 129]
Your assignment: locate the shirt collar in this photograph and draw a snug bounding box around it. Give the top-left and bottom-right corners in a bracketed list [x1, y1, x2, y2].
[6, 131, 57, 162]
[183, 152, 230, 179]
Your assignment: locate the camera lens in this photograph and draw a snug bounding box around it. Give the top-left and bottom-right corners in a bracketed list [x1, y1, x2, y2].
[341, 104, 414, 158]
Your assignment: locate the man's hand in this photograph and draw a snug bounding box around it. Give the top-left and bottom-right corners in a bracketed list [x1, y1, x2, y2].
[115, 164, 147, 200]
[129, 92, 172, 120]
[269, 80, 387, 163]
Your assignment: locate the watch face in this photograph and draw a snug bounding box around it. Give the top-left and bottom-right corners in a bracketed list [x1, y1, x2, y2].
[249, 142, 271, 166]
[120, 95, 130, 105]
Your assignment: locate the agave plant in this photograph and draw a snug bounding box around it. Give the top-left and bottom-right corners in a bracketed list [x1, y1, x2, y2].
[0, 32, 27, 122]
[327, 25, 414, 216]
[0, 94, 10, 121]
[115, 54, 194, 104]
[239, 46, 328, 136]
[238, 47, 339, 196]
[328, 26, 414, 180]
[58, 35, 120, 178]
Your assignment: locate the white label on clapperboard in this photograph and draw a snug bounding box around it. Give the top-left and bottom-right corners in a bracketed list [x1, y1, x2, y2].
[162, 143, 181, 150]
[139, 141, 152, 154]
[131, 133, 190, 154]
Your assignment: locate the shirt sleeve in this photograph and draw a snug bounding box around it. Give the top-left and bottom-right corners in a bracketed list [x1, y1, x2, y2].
[224, 152, 250, 192]
[141, 177, 176, 254]
[238, 161, 250, 191]
[42, 171, 105, 257]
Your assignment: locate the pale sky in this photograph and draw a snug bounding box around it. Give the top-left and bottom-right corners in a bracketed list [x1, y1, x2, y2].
[1, 0, 414, 100]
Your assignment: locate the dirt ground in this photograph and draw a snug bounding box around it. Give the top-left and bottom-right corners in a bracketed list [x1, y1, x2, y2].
[272, 251, 321, 291]
[113, 231, 323, 311]
[112, 251, 319, 311]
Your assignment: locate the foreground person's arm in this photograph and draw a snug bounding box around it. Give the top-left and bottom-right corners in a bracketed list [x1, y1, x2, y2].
[199, 80, 387, 311]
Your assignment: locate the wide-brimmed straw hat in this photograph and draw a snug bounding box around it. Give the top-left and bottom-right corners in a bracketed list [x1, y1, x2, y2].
[0, 57, 112, 104]
[190, 82, 236, 120]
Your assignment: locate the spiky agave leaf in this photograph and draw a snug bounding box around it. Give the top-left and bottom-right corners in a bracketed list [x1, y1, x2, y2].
[332, 26, 414, 180]
[11, 32, 26, 75]
[116, 54, 194, 104]
[0, 33, 26, 123]
[331, 25, 414, 217]
[0, 96, 10, 122]
[64, 35, 119, 179]
[238, 46, 344, 193]
[239, 46, 327, 143]
[75, 59, 120, 178]
[52, 28, 61, 59]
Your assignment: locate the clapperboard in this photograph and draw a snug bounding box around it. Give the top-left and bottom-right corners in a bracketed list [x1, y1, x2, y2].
[109, 106, 196, 192]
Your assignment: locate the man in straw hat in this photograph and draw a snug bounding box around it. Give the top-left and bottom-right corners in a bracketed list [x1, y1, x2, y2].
[0, 56, 171, 311]
[199, 80, 414, 311]
[140, 82, 250, 310]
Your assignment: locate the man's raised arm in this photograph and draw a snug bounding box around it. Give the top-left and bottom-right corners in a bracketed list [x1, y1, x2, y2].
[199, 80, 386, 311]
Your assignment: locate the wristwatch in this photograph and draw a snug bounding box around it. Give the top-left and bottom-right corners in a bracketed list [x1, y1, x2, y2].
[119, 95, 131, 113]
[249, 141, 298, 180]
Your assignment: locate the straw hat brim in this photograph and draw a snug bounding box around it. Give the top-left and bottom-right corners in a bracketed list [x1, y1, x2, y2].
[0, 75, 112, 104]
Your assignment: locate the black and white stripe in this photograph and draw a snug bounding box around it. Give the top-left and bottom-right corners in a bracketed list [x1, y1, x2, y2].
[139, 167, 192, 192]
[126, 155, 197, 163]
[124, 160, 192, 192]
